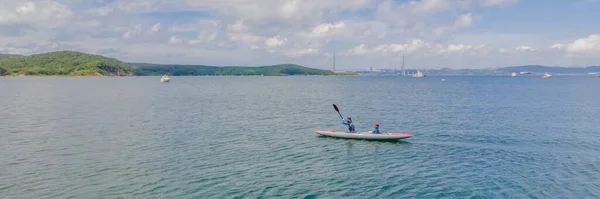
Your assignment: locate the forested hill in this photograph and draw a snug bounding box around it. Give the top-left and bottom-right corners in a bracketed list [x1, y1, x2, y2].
[0, 51, 334, 76]
[130, 63, 335, 76]
[0, 51, 133, 76]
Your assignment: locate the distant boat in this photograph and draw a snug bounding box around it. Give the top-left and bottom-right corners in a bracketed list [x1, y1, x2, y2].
[441, 78, 446, 81]
[520, 72, 531, 75]
[542, 73, 552, 78]
[511, 72, 517, 77]
[160, 74, 171, 82]
[412, 70, 425, 78]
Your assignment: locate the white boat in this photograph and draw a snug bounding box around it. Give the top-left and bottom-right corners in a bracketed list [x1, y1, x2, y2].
[314, 130, 413, 141]
[542, 73, 552, 78]
[520, 71, 531, 75]
[412, 70, 425, 78]
[160, 74, 171, 82]
[511, 72, 517, 77]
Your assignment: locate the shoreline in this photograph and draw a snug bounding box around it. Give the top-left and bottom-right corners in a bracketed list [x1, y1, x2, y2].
[3, 74, 597, 77]
[0, 74, 359, 77]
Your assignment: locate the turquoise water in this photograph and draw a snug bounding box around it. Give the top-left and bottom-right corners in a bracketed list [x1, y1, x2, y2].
[1, 76, 599, 198]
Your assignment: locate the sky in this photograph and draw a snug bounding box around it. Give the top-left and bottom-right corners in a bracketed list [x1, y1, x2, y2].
[1, 0, 600, 70]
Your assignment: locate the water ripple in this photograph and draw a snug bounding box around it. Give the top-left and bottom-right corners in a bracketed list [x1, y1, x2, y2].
[1, 76, 600, 198]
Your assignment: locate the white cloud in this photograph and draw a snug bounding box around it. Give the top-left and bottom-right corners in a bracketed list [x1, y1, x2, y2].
[168, 36, 182, 44]
[189, 31, 218, 45]
[17, 2, 36, 14]
[228, 33, 264, 45]
[265, 35, 286, 48]
[228, 20, 249, 33]
[440, 44, 473, 53]
[515, 45, 535, 52]
[284, 48, 320, 57]
[311, 22, 346, 37]
[0, 47, 34, 55]
[0, 1, 73, 27]
[411, 0, 453, 14]
[279, 0, 300, 18]
[430, 13, 478, 36]
[374, 39, 430, 54]
[455, 13, 474, 27]
[349, 44, 369, 55]
[551, 43, 565, 49]
[349, 39, 484, 56]
[565, 34, 600, 53]
[480, 0, 520, 6]
[168, 24, 199, 33]
[151, 23, 161, 32]
[0, 0, 595, 69]
[123, 25, 143, 39]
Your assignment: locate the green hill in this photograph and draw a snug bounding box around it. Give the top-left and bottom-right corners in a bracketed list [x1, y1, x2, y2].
[130, 63, 335, 76]
[0, 50, 336, 76]
[0, 51, 133, 76]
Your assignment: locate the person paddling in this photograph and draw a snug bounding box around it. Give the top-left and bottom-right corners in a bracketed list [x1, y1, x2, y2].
[372, 123, 380, 134]
[342, 117, 356, 133]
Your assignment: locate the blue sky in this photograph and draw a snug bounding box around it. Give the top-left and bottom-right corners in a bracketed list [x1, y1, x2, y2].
[1, 0, 600, 70]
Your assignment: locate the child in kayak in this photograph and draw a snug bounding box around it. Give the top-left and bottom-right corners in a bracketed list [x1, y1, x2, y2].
[372, 123, 380, 134]
[342, 117, 356, 133]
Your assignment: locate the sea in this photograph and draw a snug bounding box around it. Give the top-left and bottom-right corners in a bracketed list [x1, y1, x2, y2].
[1, 76, 599, 198]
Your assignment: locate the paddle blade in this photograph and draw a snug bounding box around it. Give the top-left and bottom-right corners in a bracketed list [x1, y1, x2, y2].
[333, 104, 343, 119]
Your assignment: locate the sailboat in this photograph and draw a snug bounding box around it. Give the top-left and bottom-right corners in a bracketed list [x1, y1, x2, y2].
[542, 73, 552, 78]
[511, 72, 517, 77]
[160, 74, 171, 82]
[412, 70, 425, 78]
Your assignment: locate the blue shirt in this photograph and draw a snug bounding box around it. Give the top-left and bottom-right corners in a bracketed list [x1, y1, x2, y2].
[372, 128, 379, 134]
[342, 120, 355, 132]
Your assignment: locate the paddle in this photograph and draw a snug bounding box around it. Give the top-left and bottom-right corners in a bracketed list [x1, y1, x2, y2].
[333, 104, 343, 119]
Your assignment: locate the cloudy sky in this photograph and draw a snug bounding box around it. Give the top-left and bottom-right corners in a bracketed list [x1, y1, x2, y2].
[1, 0, 599, 70]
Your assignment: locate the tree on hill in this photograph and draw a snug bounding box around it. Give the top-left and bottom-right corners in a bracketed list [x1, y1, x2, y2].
[1, 50, 336, 76]
[130, 63, 334, 76]
[0, 51, 133, 76]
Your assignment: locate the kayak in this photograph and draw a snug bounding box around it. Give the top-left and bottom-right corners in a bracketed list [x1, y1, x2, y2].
[314, 130, 413, 141]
